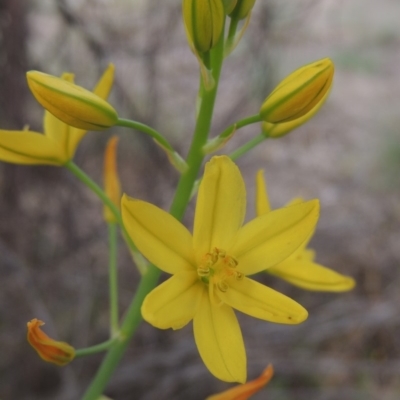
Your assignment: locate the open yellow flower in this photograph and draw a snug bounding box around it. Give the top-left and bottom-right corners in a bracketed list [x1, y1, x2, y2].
[27, 319, 75, 366]
[256, 170, 355, 291]
[206, 364, 273, 400]
[0, 64, 114, 166]
[122, 156, 320, 383]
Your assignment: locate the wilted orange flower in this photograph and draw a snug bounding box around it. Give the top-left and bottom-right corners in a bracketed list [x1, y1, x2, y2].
[27, 319, 75, 366]
[103, 136, 121, 223]
[206, 365, 274, 400]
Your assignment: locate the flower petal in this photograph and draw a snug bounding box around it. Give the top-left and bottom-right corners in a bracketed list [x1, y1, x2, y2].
[194, 289, 246, 383]
[0, 130, 61, 165]
[93, 63, 115, 99]
[255, 169, 271, 216]
[141, 272, 202, 330]
[219, 277, 308, 324]
[206, 364, 274, 400]
[121, 195, 195, 274]
[268, 260, 356, 292]
[193, 156, 246, 261]
[232, 199, 320, 275]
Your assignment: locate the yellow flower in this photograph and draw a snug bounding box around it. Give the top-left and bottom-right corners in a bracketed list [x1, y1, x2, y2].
[103, 136, 121, 223]
[256, 170, 355, 291]
[0, 65, 115, 166]
[27, 67, 118, 131]
[260, 58, 334, 124]
[206, 364, 273, 400]
[183, 0, 225, 54]
[122, 156, 320, 383]
[27, 319, 75, 366]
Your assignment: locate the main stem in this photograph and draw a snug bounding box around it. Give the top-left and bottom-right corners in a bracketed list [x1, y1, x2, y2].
[81, 32, 225, 400]
[108, 222, 119, 336]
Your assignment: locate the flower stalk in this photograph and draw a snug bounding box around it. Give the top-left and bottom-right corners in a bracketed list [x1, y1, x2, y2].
[81, 21, 226, 400]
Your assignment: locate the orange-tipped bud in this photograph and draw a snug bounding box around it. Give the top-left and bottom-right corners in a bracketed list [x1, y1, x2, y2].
[103, 136, 121, 223]
[27, 319, 75, 366]
[206, 364, 274, 399]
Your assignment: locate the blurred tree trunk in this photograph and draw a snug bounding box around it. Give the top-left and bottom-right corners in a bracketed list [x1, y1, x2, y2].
[0, 0, 28, 236]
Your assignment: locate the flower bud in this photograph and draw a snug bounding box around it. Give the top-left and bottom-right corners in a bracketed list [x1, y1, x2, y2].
[27, 319, 75, 366]
[27, 71, 118, 131]
[261, 75, 332, 139]
[103, 136, 121, 223]
[183, 0, 225, 54]
[260, 58, 334, 124]
[229, 0, 256, 20]
[223, 0, 237, 14]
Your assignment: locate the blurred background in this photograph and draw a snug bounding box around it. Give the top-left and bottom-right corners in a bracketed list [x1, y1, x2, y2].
[0, 0, 399, 399]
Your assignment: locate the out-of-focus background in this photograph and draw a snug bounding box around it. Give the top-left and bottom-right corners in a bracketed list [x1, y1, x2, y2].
[1, 0, 399, 399]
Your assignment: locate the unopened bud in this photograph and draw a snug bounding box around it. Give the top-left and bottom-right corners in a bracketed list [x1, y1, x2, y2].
[27, 71, 118, 131]
[229, 0, 256, 20]
[260, 58, 334, 124]
[223, 0, 238, 14]
[183, 0, 225, 54]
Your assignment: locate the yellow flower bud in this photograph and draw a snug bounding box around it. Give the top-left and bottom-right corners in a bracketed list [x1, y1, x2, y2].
[183, 0, 225, 54]
[229, 0, 256, 20]
[103, 136, 121, 223]
[27, 319, 75, 366]
[260, 58, 334, 124]
[261, 78, 331, 138]
[223, 0, 238, 14]
[26, 71, 118, 131]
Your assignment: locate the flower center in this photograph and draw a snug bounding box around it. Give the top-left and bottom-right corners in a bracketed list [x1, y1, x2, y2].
[197, 247, 243, 293]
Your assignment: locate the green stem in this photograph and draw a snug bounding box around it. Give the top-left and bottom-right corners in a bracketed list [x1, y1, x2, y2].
[229, 133, 266, 161]
[117, 118, 174, 151]
[108, 222, 119, 335]
[219, 114, 261, 139]
[65, 161, 146, 275]
[75, 338, 117, 358]
[225, 17, 239, 53]
[81, 27, 226, 400]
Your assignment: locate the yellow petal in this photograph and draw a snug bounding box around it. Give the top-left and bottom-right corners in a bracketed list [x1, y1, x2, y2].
[141, 272, 202, 330]
[255, 169, 271, 216]
[193, 156, 246, 262]
[268, 260, 356, 292]
[206, 364, 274, 400]
[93, 63, 115, 99]
[0, 130, 61, 165]
[121, 195, 195, 274]
[233, 200, 320, 275]
[219, 277, 308, 324]
[194, 290, 246, 383]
